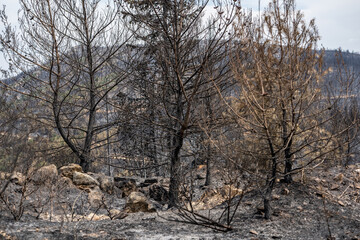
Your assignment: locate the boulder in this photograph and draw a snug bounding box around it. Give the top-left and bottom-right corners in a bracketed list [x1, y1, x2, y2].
[139, 178, 158, 188]
[59, 164, 83, 178]
[149, 184, 168, 203]
[88, 186, 104, 208]
[125, 191, 156, 213]
[10, 172, 25, 185]
[88, 173, 114, 194]
[114, 178, 137, 197]
[58, 176, 75, 188]
[31, 164, 58, 185]
[73, 171, 100, 187]
[100, 176, 114, 194]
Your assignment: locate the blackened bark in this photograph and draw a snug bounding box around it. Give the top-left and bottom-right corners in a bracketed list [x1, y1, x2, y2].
[282, 104, 293, 183]
[168, 130, 184, 207]
[204, 155, 211, 186]
[264, 136, 277, 219]
[264, 159, 276, 219]
[204, 96, 212, 186]
[284, 154, 293, 183]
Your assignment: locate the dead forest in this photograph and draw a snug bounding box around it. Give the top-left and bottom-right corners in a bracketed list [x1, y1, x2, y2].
[0, 0, 360, 239]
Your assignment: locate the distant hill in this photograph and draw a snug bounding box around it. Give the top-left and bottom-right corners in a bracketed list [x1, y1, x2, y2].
[323, 49, 360, 73]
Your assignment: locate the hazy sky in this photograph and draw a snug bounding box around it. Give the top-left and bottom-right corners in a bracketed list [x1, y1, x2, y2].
[1, 0, 360, 70]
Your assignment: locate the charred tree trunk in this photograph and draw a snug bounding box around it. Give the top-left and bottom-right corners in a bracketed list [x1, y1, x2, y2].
[282, 104, 293, 183]
[204, 96, 212, 186]
[168, 129, 184, 207]
[264, 154, 277, 219]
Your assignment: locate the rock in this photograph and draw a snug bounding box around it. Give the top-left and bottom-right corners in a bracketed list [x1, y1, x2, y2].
[338, 200, 345, 206]
[58, 176, 75, 188]
[59, 163, 83, 178]
[99, 176, 114, 194]
[10, 172, 25, 185]
[88, 173, 114, 194]
[272, 194, 280, 200]
[250, 229, 259, 235]
[73, 171, 100, 186]
[281, 188, 290, 195]
[330, 184, 340, 191]
[115, 178, 137, 197]
[140, 178, 158, 187]
[334, 173, 344, 182]
[149, 184, 169, 203]
[109, 209, 128, 220]
[354, 169, 360, 182]
[31, 164, 58, 185]
[125, 191, 156, 213]
[86, 213, 110, 221]
[314, 177, 321, 184]
[88, 186, 104, 208]
[0, 172, 10, 180]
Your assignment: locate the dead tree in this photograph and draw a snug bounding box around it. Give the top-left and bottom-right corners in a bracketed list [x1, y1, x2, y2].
[228, 0, 352, 219]
[122, 0, 238, 206]
[0, 0, 135, 172]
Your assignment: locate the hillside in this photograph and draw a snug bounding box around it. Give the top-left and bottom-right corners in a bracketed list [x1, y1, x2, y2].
[1, 163, 360, 239]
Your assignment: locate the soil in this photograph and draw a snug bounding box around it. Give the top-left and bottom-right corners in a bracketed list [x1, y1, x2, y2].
[1, 164, 360, 240]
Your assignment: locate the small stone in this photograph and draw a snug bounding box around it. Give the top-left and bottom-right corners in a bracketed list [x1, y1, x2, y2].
[0, 172, 10, 180]
[280, 212, 291, 218]
[314, 177, 321, 183]
[272, 194, 280, 200]
[10, 172, 25, 185]
[338, 200, 345, 206]
[297, 206, 303, 211]
[281, 188, 290, 195]
[273, 209, 281, 216]
[109, 209, 128, 220]
[334, 173, 344, 182]
[250, 229, 258, 235]
[330, 184, 340, 190]
[354, 183, 360, 189]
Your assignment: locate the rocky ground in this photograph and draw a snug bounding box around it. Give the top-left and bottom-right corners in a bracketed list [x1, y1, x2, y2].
[1, 163, 360, 240]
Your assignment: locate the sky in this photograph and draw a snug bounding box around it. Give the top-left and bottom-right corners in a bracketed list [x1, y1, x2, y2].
[1, 0, 360, 71]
